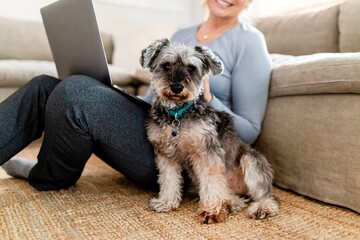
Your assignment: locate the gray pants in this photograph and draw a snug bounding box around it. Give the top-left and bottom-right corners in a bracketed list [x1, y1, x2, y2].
[0, 75, 158, 191]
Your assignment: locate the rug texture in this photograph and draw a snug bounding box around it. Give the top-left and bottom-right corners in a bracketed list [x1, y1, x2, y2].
[1, 147, 360, 239]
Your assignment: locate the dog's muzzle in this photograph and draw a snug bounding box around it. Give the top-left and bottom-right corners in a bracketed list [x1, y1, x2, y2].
[170, 83, 184, 94]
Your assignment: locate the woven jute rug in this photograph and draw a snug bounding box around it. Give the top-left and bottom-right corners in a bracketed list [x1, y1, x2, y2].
[1, 143, 359, 239]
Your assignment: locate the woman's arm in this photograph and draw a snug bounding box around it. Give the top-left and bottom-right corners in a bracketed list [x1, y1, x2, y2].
[209, 32, 272, 144]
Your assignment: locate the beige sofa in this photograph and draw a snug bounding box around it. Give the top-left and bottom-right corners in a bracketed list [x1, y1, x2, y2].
[254, 0, 360, 214]
[1, 0, 359, 214]
[0, 17, 139, 102]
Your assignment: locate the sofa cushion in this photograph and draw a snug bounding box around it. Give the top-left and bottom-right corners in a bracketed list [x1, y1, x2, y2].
[255, 6, 339, 55]
[134, 68, 151, 85]
[0, 17, 114, 63]
[0, 17, 53, 61]
[0, 60, 134, 87]
[269, 53, 360, 97]
[0, 60, 57, 86]
[339, 0, 360, 52]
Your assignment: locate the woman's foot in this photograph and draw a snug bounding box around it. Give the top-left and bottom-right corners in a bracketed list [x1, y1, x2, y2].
[2, 157, 36, 179]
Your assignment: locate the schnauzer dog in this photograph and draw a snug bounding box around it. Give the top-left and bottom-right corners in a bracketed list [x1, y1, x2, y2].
[140, 38, 279, 224]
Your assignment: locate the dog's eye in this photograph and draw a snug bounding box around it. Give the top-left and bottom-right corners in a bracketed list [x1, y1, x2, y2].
[187, 65, 196, 73]
[161, 62, 171, 71]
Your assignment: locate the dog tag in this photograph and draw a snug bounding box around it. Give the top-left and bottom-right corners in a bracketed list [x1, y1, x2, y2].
[171, 116, 181, 137]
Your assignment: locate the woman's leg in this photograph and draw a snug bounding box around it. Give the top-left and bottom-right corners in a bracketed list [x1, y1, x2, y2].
[0, 75, 60, 163]
[28, 75, 158, 191]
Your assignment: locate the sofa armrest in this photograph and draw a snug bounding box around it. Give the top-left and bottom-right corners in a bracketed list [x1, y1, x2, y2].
[269, 53, 360, 98]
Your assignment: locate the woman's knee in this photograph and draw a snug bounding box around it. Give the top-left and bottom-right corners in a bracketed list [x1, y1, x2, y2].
[51, 75, 102, 101]
[27, 74, 60, 95]
[62, 74, 100, 90]
[44, 75, 107, 124]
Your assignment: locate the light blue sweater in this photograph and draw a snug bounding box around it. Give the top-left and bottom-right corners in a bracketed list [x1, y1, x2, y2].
[141, 22, 272, 144]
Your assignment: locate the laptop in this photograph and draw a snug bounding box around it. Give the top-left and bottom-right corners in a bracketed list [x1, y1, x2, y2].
[41, 0, 150, 109]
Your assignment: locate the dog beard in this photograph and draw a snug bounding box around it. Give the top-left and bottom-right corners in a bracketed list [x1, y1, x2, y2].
[152, 76, 203, 105]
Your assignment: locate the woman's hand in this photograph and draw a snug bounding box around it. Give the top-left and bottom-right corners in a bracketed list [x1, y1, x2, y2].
[202, 74, 213, 103]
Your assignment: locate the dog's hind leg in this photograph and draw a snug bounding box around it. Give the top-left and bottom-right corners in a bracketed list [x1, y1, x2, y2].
[241, 151, 279, 219]
[150, 154, 183, 212]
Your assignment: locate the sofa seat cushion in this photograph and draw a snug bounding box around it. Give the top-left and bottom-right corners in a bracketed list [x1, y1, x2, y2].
[269, 53, 360, 98]
[0, 60, 134, 87]
[0, 60, 57, 86]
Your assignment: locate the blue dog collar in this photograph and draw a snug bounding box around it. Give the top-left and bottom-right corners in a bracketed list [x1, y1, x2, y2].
[167, 101, 194, 118]
[164, 101, 194, 137]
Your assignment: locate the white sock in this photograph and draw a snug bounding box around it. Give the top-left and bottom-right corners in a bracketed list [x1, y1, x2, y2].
[2, 157, 36, 179]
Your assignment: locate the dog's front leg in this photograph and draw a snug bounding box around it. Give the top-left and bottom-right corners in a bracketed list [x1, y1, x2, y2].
[193, 153, 232, 224]
[150, 154, 183, 212]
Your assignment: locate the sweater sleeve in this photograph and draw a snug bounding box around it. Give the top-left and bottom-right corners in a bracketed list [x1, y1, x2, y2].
[210, 32, 272, 144]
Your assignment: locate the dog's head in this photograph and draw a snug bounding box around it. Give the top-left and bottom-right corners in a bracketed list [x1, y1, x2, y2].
[140, 38, 223, 106]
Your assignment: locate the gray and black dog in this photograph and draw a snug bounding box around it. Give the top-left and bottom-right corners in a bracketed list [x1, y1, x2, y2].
[140, 38, 278, 224]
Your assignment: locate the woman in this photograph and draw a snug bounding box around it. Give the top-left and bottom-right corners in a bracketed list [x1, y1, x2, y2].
[0, 0, 272, 192]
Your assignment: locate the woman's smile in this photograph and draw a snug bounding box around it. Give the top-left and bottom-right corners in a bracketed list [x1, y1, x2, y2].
[215, 0, 234, 8]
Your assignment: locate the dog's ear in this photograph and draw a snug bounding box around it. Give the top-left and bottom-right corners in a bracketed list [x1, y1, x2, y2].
[194, 46, 223, 75]
[140, 38, 170, 70]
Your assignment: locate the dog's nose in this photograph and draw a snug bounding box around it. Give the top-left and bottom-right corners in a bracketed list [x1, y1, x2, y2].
[170, 84, 184, 94]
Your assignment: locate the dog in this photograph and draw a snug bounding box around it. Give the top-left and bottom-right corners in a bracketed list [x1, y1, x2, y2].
[140, 38, 279, 224]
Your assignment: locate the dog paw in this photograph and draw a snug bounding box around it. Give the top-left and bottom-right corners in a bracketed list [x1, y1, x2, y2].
[248, 208, 270, 220]
[197, 202, 231, 224]
[149, 198, 180, 212]
[247, 198, 279, 220]
[197, 210, 226, 224]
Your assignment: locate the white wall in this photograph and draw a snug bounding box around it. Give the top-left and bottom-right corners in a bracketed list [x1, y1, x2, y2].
[0, 0, 54, 20]
[93, 0, 204, 70]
